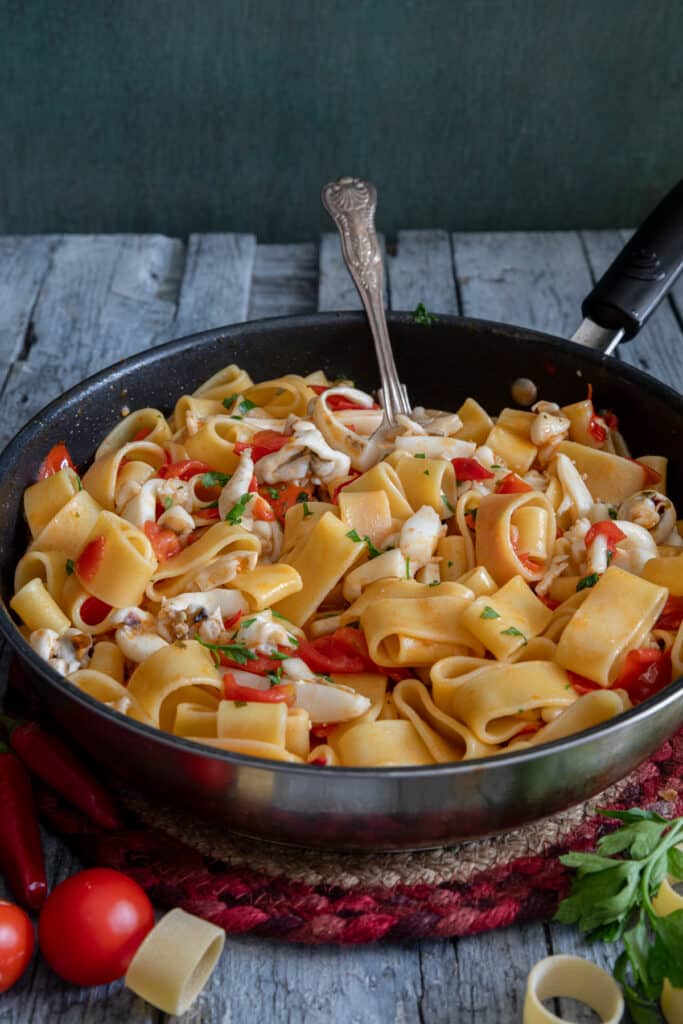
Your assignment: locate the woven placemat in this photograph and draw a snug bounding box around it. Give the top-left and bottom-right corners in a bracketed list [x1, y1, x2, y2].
[31, 732, 683, 944]
[7, 662, 683, 944]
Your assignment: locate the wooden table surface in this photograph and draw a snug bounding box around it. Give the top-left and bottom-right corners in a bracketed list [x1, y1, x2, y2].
[1, 228, 682, 1023]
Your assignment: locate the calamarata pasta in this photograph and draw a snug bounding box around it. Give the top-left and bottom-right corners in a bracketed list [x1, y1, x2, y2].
[10, 368, 683, 767]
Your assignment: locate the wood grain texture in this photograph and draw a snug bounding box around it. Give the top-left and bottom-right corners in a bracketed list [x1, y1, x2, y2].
[171, 233, 256, 337]
[388, 230, 458, 315]
[318, 233, 388, 311]
[0, 234, 183, 448]
[248, 243, 318, 319]
[0, 237, 58, 382]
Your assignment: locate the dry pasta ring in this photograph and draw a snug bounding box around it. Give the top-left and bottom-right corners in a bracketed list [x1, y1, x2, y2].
[125, 908, 224, 1015]
[661, 978, 683, 1024]
[523, 955, 623, 1024]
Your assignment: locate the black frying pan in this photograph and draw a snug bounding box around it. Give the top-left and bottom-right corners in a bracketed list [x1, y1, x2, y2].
[0, 182, 682, 851]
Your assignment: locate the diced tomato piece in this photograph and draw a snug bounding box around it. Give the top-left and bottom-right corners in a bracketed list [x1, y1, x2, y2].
[588, 417, 607, 442]
[513, 547, 544, 572]
[80, 596, 112, 626]
[218, 652, 286, 674]
[331, 471, 361, 503]
[656, 595, 683, 631]
[603, 410, 619, 431]
[465, 511, 477, 531]
[310, 723, 337, 740]
[37, 443, 75, 480]
[309, 757, 329, 765]
[626, 458, 661, 487]
[223, 610, 243, 631]
[222, 672, 294, 705]
[311, 386, 380, 411]
[75, 536, 106, 583]
[567, 670, 601, 695]
[252, 494, 276, 521]
[615, 648, 672, 704]
[158, 460, 211, 481]
[198, 506, 220, 520]
[132, 426, 152, 442]
[451, 458, 494, 481]
[310, 385, 328, 395]
[496, 473, 533, 494]
[234, 430, 289, 463]
[584, 520, 626, 555]
[259, 482, 314, 524]
[143, 521, 182, 561]
[516, 721, 542, 735]
[537, 593, 560, 611]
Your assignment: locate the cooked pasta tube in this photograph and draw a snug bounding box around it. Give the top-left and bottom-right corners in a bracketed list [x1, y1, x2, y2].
[244, 374, 314, 417]
[556, 440, 649, 503]
[523, 955, 623, 1024]
[67, 669, 153, 724]
[126, 641, 221, 728]
[283, 500, 339, 555]
[145, 523, 260, 600]
[461, 576, 552, 659]
[437, 536, 468, 580]
[342, 548, 410, 603]
[393, 678, 494, 760]
[182, 417, 243, 472]
[508, 690, 630, 750]
[173, 703, 218, 738]
[338, 489, 392, 546]
[485, 424, 537, 474]
[556, 566, 667, 685]
[394, 456, 458, 519]
[23, 467, 81, 537]
[475, 491, 556, 585]
[496, 408, 535, 438]
[218, 700, 288, 746]
[125, 908, 225, 1016]
[361, 583, 478, 666]
[89, 640, 125, 682]
[455, 397, 493, 444]
[10, 578, 71, 633]
[81, 441, 167, 509]
[456, 565, 498, 597]
[337, 720, 435, 766]
[275, 512, 362, 626]
[192, 736, 304, 762]
[60, 575, 120, 634]
[95, 409, 171, 459]
[431, 660, 575, 744]
[192, 362, 253, 400]
[29, 490, 102, 558]
[14, 549, 69, 604]
[341, 462, 414, 518]
[228, 563, 302, 609]
[642, 554, 683, 596]
[340, 578, 428, 625]
[661, 979, 683, 1024]
[76, 512, 157, 607]
[285, 708, 312, 760]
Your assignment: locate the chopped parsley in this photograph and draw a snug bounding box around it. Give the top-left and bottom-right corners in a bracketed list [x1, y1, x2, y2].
[65, 558, 75, 576]
[428, 580, 441, 587]
[267, 668, 283, 687]
[346, 529, 362, 542]
[412, 302, 438, 326]
[233, 700, 248, 708]
[239, 398, 257, 414]
[75, 476, 83, 491]
[162, 495, 173, 510]
[222, 393, 239, 410]
[241, 617, 256, 629]
[197, 637, 257, 665]
[346, 529, 381, 559]
[405, 556, 411, 579]
[268, 650, 291, 661]
[480, 605, 500, 620]
[225, 493, 253, 524]
[266, 486, 280, 500]
[414, 453, 426, 459]
[447, 560, 453, 568]
[490, 464, 502, 470]
[287, 633, 299, 648]
[318, 674, 335, 684]
[424, 469, 430, 476]
[296, 491, 310, 504]
[501, 626, 528, 645]
[201, 471, 231, 488]
[442, 494, 455, 513]
[576, 573, 599, 592]
[271, 610, 288, 621]
[230, 415, 243, 421]
[302, 502, 313, 518]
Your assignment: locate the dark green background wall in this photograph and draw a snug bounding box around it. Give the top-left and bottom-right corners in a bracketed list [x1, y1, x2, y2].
[2, 1, 682, 240]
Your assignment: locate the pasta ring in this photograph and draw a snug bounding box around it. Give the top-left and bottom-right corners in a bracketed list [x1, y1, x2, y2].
[523, 955, 623, 1024]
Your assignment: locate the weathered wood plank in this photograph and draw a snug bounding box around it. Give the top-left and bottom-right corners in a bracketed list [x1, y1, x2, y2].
[318, 232, 388, 311]
[0, 234, 184, 448]
[171, 233, 256, 336]
[388, 230, 458, 315]
[247, 242, 318, 319]
[452, 230, 592, 339]
[580, 228, 683, 390]
[0, 236, 58, 385]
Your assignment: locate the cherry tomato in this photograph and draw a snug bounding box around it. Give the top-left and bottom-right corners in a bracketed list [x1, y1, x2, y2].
[584, 520, 626, 554]
[657, 595, 683, 631]
[222, 672, 294, 705]
[75, 536, 106, 583]
[496, 473, 533, 494]
[144, 521, 182, 561]
[0, 901, 34, 993]
[158, 459, 211, 481]
[234, 430, 289, 462]
[567, 670, 601, 695]
[615, 648, 672, 704]
[80, 596, 112, 626]
[38, 868, 154, 987]
[298, 626, 376, 674]
[258, 482, 314, 523]
[219, 651, 287, 674]
[251, 495, 276, 521]
[37, 443, 75, 480]
[451, 457, 494, 481]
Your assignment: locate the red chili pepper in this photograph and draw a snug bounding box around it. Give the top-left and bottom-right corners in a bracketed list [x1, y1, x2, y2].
[331, 471, 361, 503]
[80, 596, 112, 626]
[584, 520, 626, 554]
[75, 535, 106, 583]
[0, 743, 47, 909]
[158, 460, 211, 481]
[222, 673, 294, 705]
[516, 721, 542, 735]
[451, 458, 494, 481]
[37, 443, 75, 480]
[0, 715, 120, 830]
[657, 595, 683, 631]
[296, 625, 410, 680]
[234, 430, 289, 463]
[496, 473, 533, 494]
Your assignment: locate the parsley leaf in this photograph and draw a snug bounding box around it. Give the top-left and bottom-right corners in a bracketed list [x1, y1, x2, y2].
[405, 556, 411, 579]
[65, 558, 75, 575]
[363, 535, 381, 559]
[346, 528, 362, 542]
[414, 453, 426, 459]
[412, 302, 438, 326]
[266, 486, 280, 500]
[296, 491, 310, 503]
[197, 636, 257, 665]
[577, 572, 600, 592]
[201, 471, 231, 488]
[441, 493, 455, 513]
[241, 617, 256, 629]
[239, 398, 257, 414]
[500, 625, 527, 645]
[162, 495, 173, 510]
[480, 605, 500, 620]
[267, 668, 283, 687]
[75, 476, 83, 491]
[222, 393, 239, 410]
[271, 610, 288, 621]
[428, 580, 441, 587]
[233, 700, 248, 708]
[225, 493, 253, 524]
[302, 502, 313, 517]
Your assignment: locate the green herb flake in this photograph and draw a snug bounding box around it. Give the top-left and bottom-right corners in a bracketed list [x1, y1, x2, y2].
[241, 617, 256, 629]
[225, 493, 253, 525]
[271, 610, 288, 621]
[222, 393, 239, 410]
[363, 535, 381, 559]
[576, 573, 600, 592]
[405, 556, 411, 579]
[268, 650, 290, 662]
[162, 495, 173, 510]
[414, 453, 426, 459]
[233, 700, 248, 708]
[287, 633, 300, 648]
[500, 626, 527, 645]
[428, 580, 441, 587]
[447, 560, 453, 568]
[480, 605, 500, 620]
[65, 558, 75, 575]
[412, 302, 438, 327]
[266, 486, 280, 500]
[239, 398, 257, 414]
[201, 471, 231, 488]
[424, 469, 430, 476]
[267, 668, 283, 687]
[302, 502, 313, 517]
[230, 415, 243, 421]
[75, 476, 83, 491]
[197, 636, 257, 665]
[296, 491, 310, 503]
[442, 494, 455, 513]
[346, 529, 362, 543]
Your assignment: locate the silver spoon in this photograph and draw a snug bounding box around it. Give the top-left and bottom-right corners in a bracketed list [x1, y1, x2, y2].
[321, 177, 411, 425]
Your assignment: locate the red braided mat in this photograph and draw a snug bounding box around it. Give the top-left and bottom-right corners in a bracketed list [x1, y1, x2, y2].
[7, 676, 683, 944]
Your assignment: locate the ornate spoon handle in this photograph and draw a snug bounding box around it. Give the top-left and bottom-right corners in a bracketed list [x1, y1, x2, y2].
[321, 177, 411, 422]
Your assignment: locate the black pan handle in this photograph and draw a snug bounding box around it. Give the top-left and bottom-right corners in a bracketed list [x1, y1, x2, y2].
[581, 177, 683, 340]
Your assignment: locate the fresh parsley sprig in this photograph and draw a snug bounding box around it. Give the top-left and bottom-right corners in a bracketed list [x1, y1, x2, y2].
[555, 808, 683, 1020]
[412, 302, 438, 326]
[197, 636, 257, 666]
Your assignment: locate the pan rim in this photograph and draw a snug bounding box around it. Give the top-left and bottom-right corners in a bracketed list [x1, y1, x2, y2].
[2, 310, 682, 781]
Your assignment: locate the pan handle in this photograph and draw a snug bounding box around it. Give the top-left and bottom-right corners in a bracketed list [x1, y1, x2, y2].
[581, 177, 683, 341]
